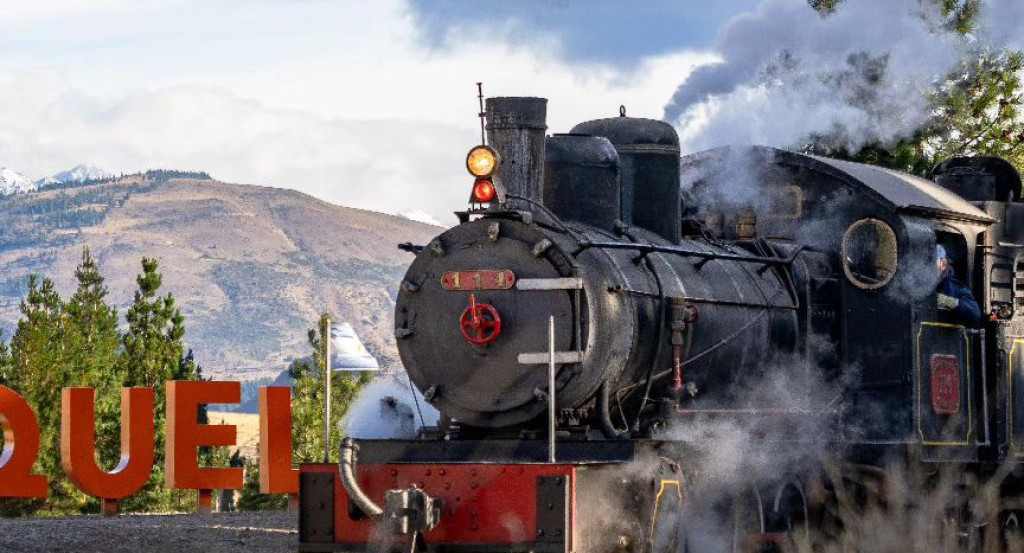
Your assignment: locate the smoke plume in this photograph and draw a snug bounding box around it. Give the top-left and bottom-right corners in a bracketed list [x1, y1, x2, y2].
[665, 0, 1024, 155]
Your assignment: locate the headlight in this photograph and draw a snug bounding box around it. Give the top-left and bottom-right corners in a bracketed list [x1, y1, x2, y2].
[466, 145, 498, 178]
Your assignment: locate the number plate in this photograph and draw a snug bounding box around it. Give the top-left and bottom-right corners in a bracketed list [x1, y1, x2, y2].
[441, 270, 516, 291]
[930, 354, 961, 415]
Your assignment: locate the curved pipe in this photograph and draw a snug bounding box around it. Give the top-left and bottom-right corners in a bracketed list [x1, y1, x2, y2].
[596, 381, 622, 439]
[340, 438, 383, 517]
[633, 254, 667, 432]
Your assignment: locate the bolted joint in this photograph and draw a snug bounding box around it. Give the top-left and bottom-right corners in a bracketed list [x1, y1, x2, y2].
[532, 238, 553, 258]
[428, 239, 445, 257]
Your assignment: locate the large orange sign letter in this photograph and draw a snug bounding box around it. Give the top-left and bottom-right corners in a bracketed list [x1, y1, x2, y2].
[61, 388, 155, 504]
[0, 384, 48, 498]
[166, 381, 242, 492]
[258, 387, 298, 495]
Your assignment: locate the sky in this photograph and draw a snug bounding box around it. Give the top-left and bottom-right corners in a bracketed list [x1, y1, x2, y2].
[0, 0, 759, 225]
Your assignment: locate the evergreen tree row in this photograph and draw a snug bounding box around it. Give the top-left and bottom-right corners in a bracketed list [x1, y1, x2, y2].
[0, 250, 371, 515]
[0, 248, 208, 515]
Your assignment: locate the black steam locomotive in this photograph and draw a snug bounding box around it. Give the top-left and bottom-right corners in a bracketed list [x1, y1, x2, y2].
[298, 97, 1024, 552]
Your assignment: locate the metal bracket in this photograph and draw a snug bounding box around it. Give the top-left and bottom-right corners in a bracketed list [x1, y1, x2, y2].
[384, 487, 442, 536]
[516, 277, 584, 291]
[397, 242, 424, 254]
[535, 476, 568, 547]
[518, 351, 583, 364]
[299, 472, 336, 544]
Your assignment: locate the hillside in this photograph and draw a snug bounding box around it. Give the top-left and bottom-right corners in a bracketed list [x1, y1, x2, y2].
[0, 173, 440, 380]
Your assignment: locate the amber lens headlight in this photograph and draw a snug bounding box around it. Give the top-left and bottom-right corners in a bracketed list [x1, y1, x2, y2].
[466, 145, 498, 177]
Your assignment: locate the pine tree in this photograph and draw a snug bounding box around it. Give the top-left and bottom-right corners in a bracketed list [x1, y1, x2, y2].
[805, 1, 1024, 179]
[0, 330, 10, 386]
[1, 275, 72, 514]
[121, 257, 185, 391]
[118, 258, 188, 513]
[65, 247, 123, 472]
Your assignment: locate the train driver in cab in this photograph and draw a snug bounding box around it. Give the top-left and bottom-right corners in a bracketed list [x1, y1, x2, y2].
[936, 245, 981, 327]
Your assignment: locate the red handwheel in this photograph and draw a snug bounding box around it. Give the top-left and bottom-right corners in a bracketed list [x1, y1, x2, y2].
[459, 293, 502, 345]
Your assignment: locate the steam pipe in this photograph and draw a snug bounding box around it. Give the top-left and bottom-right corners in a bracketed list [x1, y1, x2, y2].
[672, 344, 683, 393]
[596, 381, 621, 439]
[969, 328, 990, 447]
[609, 286, 797, 310]
[340, 438, 383, 517]
[633, 254, 667, 432]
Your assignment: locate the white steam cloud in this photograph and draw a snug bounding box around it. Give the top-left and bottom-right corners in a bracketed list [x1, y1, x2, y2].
[344, 375, 439, 439]
[666, 0, 1024, 154]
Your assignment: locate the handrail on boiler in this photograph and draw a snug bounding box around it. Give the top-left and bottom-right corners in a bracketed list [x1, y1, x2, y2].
[573, 240, 807, 268]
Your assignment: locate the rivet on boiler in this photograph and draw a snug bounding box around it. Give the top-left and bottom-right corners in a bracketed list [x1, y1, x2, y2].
[532, 238, 553, 257]
[395, 327, 414, 339]
[428, 239, 445, 257]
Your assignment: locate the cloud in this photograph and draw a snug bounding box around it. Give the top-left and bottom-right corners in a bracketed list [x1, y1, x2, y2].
[405, 0, 757, 65]
[0, 71, 467, 219]
[0, 0, 175, 23]
[0, 0, 713, 221]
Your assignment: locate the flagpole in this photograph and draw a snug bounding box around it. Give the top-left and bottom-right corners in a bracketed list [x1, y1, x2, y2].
[324, 314, 332, 463]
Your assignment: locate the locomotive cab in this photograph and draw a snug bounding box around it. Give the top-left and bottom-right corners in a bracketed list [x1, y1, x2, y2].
[683, 147, 999, 459]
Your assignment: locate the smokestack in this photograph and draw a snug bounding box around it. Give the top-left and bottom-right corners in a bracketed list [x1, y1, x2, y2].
[485, 97, 547, 203]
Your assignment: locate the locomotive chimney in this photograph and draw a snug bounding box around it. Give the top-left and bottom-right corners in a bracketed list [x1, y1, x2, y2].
[485, 97, 548, 204]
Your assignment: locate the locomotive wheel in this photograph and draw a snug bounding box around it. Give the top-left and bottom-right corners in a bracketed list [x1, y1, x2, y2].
[986, 501, 1024, 553]
[804, 468, 844, 550]
[766, 479, 811, 552]
[1001, 509, 1024, 552]
[726, 479, 825, 553]
[729, 487, 765, 553]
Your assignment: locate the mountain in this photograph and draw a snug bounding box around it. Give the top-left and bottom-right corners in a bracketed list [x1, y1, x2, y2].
[0, 168, 37, 195]
[37, 164, 114, 186]
[0, 173, 440, 380]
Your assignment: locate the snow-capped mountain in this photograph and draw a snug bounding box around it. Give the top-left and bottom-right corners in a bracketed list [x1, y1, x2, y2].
[398, 209, 445, 227]
[0, 168, 37, 195]
[37, 164, 113, 186]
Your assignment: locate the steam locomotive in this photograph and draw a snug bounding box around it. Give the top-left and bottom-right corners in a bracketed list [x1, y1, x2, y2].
[298, 97, 1024, 552]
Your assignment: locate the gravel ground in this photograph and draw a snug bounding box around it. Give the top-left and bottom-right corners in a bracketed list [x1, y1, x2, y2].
[0, 512, 298, 553]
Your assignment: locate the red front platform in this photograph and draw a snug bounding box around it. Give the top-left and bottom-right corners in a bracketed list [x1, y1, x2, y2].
[300, 463, 575, 551]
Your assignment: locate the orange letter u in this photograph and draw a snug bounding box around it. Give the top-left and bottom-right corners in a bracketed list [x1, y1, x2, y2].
[61, 387, 155, 500]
